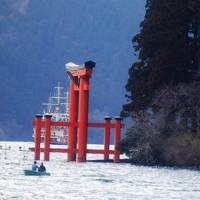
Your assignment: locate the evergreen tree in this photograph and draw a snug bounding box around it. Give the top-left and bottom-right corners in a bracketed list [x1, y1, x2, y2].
[122, 0, 200, 117]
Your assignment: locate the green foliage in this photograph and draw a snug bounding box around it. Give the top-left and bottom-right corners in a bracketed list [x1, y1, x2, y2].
[121, 82, 200, 166]
[121, 0, 200, 166]
[122, 0, 200, 116]
[159, 133, 200, 166]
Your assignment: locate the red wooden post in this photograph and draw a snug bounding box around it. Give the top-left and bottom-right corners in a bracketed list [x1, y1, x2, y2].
[114, 116, 121, 163]
[104, 116, 111, 161]
[77, 76, 89, 162]
[68, 80, 79, 161]
[34, 114, 42, 160]
[44, 114, 52, 161]
[66, 61, 95, 162]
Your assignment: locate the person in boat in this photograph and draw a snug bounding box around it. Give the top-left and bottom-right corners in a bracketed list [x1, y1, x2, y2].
[38, 162, 46, 172]
[32, 161, 39, 172]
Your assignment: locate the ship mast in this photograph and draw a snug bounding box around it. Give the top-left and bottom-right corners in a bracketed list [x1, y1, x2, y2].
[54, 82, 61, 105]
[41, 82, 69, 120]
[42, 93, 53, 114]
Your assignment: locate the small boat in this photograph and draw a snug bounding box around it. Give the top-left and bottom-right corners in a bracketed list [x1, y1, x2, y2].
[24, 170, 50, 176]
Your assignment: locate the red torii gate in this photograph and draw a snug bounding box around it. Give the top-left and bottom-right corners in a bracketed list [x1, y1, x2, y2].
[31, 61, 124, 163]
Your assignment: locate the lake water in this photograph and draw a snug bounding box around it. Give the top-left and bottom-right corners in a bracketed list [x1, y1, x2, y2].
[0, 141, 200, 200]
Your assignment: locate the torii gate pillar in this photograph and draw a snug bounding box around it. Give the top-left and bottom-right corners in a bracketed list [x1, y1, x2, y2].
[78, 75, 90, 162]
[66, 61, 95, 162]
[67, 80, 78, 161]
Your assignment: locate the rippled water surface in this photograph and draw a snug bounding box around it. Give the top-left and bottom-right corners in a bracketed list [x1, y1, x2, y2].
[1, 142, 200, 200]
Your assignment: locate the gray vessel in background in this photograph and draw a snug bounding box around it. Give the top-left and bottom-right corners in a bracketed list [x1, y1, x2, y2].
[33, 82, 69, 145]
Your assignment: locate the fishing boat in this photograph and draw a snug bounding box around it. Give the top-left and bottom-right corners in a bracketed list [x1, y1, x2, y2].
[33, 82, 69, 145]
[24, 170, 50, 176]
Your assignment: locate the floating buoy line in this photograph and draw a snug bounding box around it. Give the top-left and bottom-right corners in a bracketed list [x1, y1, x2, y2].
[0, 144, 31, 160]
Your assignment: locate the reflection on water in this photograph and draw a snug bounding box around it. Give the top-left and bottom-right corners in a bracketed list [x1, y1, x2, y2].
[0, 142, 200, 200]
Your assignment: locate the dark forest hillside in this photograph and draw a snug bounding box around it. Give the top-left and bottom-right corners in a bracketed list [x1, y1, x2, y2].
[121, 0, 200, 167]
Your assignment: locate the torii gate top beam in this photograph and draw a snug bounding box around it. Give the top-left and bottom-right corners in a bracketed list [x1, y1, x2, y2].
[65, 60, 96, 78]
